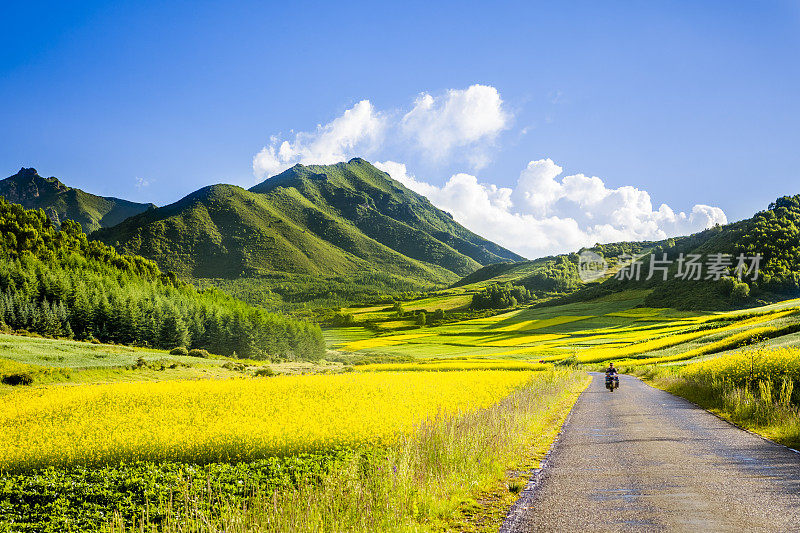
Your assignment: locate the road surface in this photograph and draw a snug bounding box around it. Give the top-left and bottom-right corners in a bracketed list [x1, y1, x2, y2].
[503, 373, 800, 532]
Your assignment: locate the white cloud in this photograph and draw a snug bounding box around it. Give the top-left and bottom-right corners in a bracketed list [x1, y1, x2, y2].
[252, 85, 511, 180]
[253, 100, 386, 179]
[134, 177, 150, 189]
[252, 87, 727, 259]
[376, 159, 727, 259]
[400, 85, 510, 167]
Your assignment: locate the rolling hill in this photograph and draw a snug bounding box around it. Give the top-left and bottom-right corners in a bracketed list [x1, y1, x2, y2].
[94, 159, 522, 285]
[0, 168, 155, 233]
[460, 195, 800, 311]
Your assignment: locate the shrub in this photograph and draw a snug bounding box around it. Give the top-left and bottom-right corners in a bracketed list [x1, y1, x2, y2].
[254, 367, 276, 378]
[732, 281, 750, 300]
[188, 348, 210, 358]
[2, 373, 34, 386]
[170, 346, 189, 356]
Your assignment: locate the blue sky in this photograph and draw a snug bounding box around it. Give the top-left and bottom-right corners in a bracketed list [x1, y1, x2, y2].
[2, 1, 799, 257]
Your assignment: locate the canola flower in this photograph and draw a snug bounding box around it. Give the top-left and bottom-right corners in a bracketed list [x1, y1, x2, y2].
[622, 325, 781, 367]
[0, 371, 534, 472]
[679, 346, 800, 386]
[341, 333, 432, 351]
[491, 316, 592, 332]
[578, 309, 798, 364]
[356, 360, 550, 372]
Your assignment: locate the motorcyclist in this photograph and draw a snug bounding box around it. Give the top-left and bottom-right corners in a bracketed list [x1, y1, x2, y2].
[605, 363, 617, 376]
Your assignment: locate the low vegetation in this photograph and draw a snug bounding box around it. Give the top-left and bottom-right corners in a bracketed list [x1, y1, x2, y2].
[633, 347, 800, 448]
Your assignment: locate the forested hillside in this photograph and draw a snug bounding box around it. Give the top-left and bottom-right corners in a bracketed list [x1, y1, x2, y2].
[94, 159, 522, 285]
[0, 168, 155, 233]
[0, 198, 324, 360]
[465, 195, 800, 311]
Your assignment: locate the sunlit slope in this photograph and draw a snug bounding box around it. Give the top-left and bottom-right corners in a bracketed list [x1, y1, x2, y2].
[329, 291, 800, 365]
[0, 167, 154, 233]
[95, 159, 521, 283]
[251, 158, 522, 268]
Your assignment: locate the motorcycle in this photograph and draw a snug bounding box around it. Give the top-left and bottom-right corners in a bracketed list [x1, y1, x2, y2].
[605, 372, 619, 392]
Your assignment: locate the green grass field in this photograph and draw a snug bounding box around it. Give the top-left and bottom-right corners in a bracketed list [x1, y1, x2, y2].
[327, 292, 800, 369]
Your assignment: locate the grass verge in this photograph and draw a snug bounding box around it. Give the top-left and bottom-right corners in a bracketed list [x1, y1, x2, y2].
[631, 350, 800, 449]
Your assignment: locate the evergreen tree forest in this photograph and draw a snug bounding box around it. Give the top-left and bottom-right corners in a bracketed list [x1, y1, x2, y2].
[0, 197, 324, 360]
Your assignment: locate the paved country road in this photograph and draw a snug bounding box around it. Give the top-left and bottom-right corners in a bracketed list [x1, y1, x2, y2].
[503, 373, 800, 532]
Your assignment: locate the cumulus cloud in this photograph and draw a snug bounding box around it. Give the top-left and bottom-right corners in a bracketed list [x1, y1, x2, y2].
[252, 85, 511, 180]
[253, 100, 386, 179]
[400, 85, 510, 167]
[252, 86, 727, 258]
[375, 159, 727, 258]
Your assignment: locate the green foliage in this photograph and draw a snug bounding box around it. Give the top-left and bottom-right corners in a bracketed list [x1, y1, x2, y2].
[169, 346, 189, 356]
[1, 372, 33, 386]
[188, 348, 210, 358]
[94, 159, 522, 286]
[732, 281, 751, 299]
[0, 167, 154, 234]
[0, 454, 348, 532]
[471, 283, 533, 310]
[0, 197, 324, 360]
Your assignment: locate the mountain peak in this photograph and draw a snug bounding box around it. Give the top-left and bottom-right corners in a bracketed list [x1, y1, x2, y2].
[98, 159, 523, 281]
[0, 168, 154, 233]
[17, 167, 39, 177]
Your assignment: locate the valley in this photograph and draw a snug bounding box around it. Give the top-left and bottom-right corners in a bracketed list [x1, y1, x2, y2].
[2, 165, 800, 531]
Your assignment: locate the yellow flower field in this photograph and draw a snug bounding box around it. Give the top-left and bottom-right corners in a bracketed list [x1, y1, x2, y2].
[680, 346, 800, 385]
[341, 333, 432, 351]
[578, 309, 799, 363]
[492, 315, 591, 332]
[356, 360, 550, 372]
[622, 325, 782, 367]
[0, 371, 535, 472]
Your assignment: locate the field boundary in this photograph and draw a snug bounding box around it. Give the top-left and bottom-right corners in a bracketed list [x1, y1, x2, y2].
[498, 373, 590, 532]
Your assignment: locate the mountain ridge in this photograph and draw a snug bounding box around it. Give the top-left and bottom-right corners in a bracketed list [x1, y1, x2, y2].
[93, 159, 522, 285]
[0, 167, 155, 234]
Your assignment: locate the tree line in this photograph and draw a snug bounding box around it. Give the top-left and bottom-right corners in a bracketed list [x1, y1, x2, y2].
[0, 198, 324, 360]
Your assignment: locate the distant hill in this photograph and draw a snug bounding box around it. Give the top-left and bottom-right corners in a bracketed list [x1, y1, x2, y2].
[460, 196, 800, 311]
[0, 168, 155, 234]
[94, 159, 522, 285]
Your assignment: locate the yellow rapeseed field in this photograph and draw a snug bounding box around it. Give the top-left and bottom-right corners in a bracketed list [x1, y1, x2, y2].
[356, 360, 550, 372]
[0, 371, 534, 472]
[622, 325, 781, 367]
[578, 309, 798, 363]
[680, 346, 800, 385]
[492, 316, 591, 332]
[341, 333, 432, 351]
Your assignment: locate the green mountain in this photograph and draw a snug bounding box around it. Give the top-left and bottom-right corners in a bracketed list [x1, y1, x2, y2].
[94, 159, 522, 285]
[462, 196, 800, 311]
[0, 167, 155, 234]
